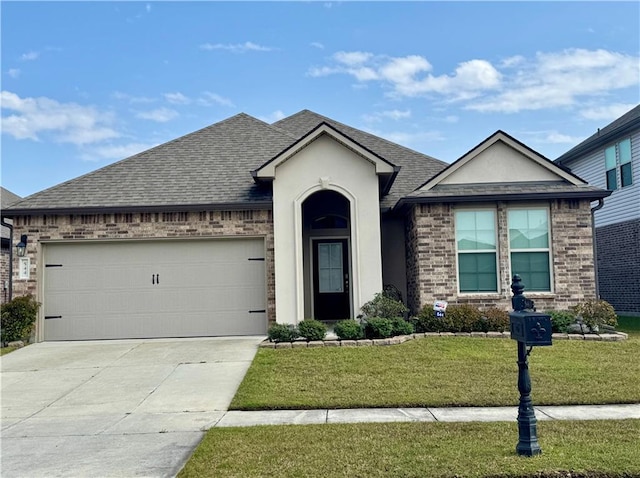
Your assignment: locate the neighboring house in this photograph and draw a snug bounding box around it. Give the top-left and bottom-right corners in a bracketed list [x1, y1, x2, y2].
[1, 187, 22, 304]
[2, 110, 610, 341]
[555, 104, 640, 315]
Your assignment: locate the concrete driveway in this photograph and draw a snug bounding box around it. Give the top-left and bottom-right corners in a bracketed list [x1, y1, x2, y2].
[0, 336, 264, 478]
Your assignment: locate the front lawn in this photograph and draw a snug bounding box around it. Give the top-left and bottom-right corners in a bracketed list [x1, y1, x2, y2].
[0, 346, 18, 356]
[179, 419, 640, 478]
[231, 336, 640, 410]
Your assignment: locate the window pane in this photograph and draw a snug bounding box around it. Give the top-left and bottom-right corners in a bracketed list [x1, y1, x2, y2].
[458, 253, 497, 292]
[511, 252, 550, 291]
[330, 243, 342, 268]
[456, 210, 495, 250]
[329, 269, 343, 292]
[508, 209, 549, 249]
[606, 169, 618, 190]
[621, 162, 633, 187]
[619, 139, 631, 164]
[605, 146, 617, 170]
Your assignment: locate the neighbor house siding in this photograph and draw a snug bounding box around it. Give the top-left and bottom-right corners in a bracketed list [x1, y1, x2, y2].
[10, 210, 276, 328]
[596, 218, 640, 314]
[566, 130, 640, 228]
[406, 199, 596, 314]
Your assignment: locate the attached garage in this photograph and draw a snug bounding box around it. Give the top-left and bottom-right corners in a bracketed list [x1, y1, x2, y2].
[42, 238, 267, 341]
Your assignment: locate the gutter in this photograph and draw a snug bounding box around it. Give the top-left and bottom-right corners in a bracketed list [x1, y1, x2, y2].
[590, 199, 605, 299]
[1, 217, 13, 302]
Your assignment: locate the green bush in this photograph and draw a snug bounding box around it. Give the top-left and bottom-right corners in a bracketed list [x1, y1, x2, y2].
[1, 295, 40, 343]
[571, 300, 618, 330]
[334, 319, 364, 340]
[297, 319, 327, 341]
[412, 306, 453, 332]
[360, 292, 408, 320]
[364, 317, 394, 339]
[267, 323, 299, 343]
[390, 317, 414, 336]
[546, 310, 576, 333]
[481, 307, 510, 332]
[446, 304, 482, 332]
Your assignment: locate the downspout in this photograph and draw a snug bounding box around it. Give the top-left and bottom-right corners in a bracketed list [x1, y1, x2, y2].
[590, 199, 604, 299]
[1, 217, 14, 302]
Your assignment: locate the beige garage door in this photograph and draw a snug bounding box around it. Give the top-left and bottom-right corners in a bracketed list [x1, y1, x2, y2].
[42, 239, 267, 341]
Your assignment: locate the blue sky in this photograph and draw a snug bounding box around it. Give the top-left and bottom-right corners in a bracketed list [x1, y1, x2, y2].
[2, 1, 639, 198]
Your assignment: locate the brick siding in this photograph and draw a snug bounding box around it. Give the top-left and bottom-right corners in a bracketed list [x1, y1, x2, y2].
[1, 248, 9, 304]
[10, 210, 276, 328]
[406, 199, 597, 314]
[596, 219, 640, 314]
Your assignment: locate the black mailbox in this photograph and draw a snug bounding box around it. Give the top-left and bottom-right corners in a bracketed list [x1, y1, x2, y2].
[509, 311, 553, 347]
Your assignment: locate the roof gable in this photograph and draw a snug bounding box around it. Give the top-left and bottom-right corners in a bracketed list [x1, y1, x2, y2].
[253, 122, 398, 179]
[418, 130, 586, 192]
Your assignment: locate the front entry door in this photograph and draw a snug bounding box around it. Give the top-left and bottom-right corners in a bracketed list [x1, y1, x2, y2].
[313, 239, 350, 320]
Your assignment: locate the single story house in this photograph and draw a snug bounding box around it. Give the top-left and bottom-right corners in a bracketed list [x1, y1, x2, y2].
[3, 110, 610, 341]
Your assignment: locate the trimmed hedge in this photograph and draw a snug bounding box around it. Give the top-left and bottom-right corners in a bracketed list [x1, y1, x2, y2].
[297, 319, 327, 341]
[334, 319, 364, 340]
[267, 324, 299, 343]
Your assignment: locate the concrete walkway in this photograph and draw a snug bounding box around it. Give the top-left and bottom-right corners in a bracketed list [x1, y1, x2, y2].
[213, 403, 640, 427]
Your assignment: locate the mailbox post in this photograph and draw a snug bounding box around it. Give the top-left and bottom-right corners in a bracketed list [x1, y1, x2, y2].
[509, 274, 553, 456]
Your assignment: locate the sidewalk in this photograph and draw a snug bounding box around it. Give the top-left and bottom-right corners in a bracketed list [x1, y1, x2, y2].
[213, 403, 640, 428]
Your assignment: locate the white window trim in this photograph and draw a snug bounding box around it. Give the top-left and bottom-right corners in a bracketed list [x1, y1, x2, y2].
[507, 206, 554, 293]
[454, 207, 499, 295]
[605, 137, 633, 190]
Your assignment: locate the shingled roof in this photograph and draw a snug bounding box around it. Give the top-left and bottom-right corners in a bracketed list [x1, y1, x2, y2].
[555, 104, 640, 166]
[4, 110, 448, 215]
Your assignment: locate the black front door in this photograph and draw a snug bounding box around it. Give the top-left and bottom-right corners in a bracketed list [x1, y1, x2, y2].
[313, 239, 350, 320]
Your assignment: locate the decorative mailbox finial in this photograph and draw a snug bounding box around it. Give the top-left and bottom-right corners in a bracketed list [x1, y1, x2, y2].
[511, 274, 535, 312]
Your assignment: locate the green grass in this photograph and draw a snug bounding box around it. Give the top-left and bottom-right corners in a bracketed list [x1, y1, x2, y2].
[0, 346, 18, 356]
[179, 419, 640, 478]
[618, 316, 640, 337]
[231, 336, 640, 410]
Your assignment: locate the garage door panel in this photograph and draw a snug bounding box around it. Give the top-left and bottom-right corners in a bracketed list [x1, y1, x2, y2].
[43, 239, 267, 341]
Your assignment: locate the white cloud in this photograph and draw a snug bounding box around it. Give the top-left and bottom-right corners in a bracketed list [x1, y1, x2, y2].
[164, 92, 190, 104]
[258, 110, 286, 123]
[198, 92, 234, 107]
[80, 142, 157, 161]
[468, 49, 639, 113]
[334, 51, 373, 66]
[112, 91, 155, 104]
[1, 90, 119, 145]
[363, 109, 412, 123]
[311, 42, 324, 50]
[545, 131, 584, 144]
[20, 51, 39, 61]
[366, 128, 444, 148]
[199, 41, 273, 53]
[7, 69, 21, 79]
[135, 107, 178, 122]
[580, 103, 638, 121]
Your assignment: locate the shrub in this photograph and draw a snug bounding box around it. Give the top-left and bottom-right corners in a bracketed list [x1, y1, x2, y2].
[1, 295, 40, 343]
[334, 319, 364, 340]
[364, 317, 394, 339]
[297, 319, 327, 341]
[571, 300, 618, 331]
[390, 317, 414, 336]
[360, 292, 408, 320]
[446, 304, 482, 332]
[546, 310, 576, 333]
[481, 307, 510, 332]
[412, 306, 453, 332]
[267, 323, 299, 343]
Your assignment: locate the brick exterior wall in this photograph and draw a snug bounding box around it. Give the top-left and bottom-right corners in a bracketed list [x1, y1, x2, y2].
[596, 218, 640, 314]
[10, 210, 276, 331]
[406, 199, 597, 315]
[1, 247, 9, 304]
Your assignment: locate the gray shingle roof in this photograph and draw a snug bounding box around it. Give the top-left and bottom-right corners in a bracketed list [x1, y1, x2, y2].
[400, 182, 610, 205]
[1, 187, 21, 240]
[6, 113, 296, 214]
[555, 104, 640, 165]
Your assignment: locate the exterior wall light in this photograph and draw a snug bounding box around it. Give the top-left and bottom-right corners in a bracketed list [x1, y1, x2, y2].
[16, 235, 28, 257]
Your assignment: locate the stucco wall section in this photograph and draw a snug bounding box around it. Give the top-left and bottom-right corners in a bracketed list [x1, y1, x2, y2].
[10, 210, 276, 324]
[406, 199, 597, 314]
